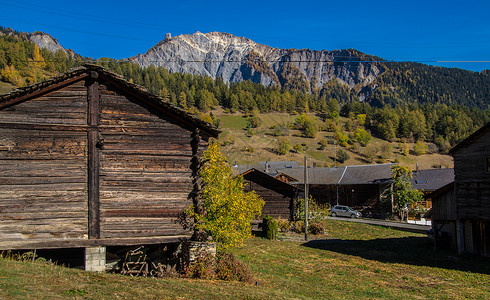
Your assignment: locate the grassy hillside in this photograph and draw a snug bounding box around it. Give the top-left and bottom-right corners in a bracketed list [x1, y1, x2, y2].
[0, 81, 15, 94]
[1, 220, 488, 299]
[215, 110, 454, 170]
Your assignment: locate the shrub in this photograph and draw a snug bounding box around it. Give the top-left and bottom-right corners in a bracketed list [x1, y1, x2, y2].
[187, 251, 254, 283]
[276, 217, 290, 232]
[304, 123, 317, 138]
[435, 136, 451, 153]
[318, 138, 328, 150]
[334, 131, 349, 147]
[295, 196, 331, 222]
[293, 143, 303, 153]
[399, 141, 409, 156]
[356, 114, 366, 126]
[247, 116, 260, 128]
[262, 215, 278, 240]
[308, 221, 326, 235]
[354, 128, 371, 147]
[186, 142, 264, 250]
[276, 139, 290, 155]
[380, 142, 392, 159]
[294, 113, 319, 138]
[413, 140, 428, 156]
[188, 252, 216, 279]
[215, 252, 254, 283]
[243, 146, 254, 153]
[336, 149, 350, 164]
[291, 220, 305, 233]
[272, 124, 290, 136]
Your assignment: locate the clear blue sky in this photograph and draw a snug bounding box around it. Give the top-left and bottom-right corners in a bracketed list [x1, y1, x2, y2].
[1, 0, 490, 71]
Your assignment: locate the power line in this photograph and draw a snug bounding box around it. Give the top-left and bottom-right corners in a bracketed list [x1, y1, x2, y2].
[0, 0, 177, 32]
[0, 15, 156, 43]
[18, 59, 490, 65]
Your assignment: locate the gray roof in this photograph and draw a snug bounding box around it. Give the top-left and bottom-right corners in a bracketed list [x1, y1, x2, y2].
[237, 162, 395, 185]
[233, 161, 299, 175]
[275, 167, 344, 185]
[340, 164, 395, 185]
[410, 168, 455, 191]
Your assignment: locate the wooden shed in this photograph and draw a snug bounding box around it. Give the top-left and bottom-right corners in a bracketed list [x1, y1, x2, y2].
[448, 122, 490, 257]
[0, 65, 219, 260]
[242, 168, 298, 220]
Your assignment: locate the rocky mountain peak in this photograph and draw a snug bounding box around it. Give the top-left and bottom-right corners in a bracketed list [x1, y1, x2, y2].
[130, 31, 384, 92]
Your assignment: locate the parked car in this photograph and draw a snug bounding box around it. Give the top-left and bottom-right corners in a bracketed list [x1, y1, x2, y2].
[331, 205, 362, 218]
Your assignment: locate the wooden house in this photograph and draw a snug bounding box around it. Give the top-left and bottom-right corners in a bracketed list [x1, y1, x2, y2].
[242, 168, 298, 220]
[0, 65, 219, 269]
[237, 162, 394, 219]
[447, 122, 490, 257]
[410, 168, 454, 209]
[275, 164, 394, 218]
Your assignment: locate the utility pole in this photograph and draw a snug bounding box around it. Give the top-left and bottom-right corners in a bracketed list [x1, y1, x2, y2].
[334, 140, 337, 167]
[304, 155, 309, 241]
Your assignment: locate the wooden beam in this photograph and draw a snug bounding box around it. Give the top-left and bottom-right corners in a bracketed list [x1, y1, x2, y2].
[0, 235, 192, 250]
[102, 209, 182, 218]
[87, 76, 101, 239]
[0, 122, 88, 132]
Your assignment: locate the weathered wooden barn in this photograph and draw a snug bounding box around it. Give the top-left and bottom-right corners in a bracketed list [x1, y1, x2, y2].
[242, 168, 298, 220]
[448, 122, 490, 257]
[0, 64, 219, 270]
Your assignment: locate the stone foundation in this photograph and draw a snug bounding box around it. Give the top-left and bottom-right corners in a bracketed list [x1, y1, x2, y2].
[185, 241, 216, 264]
[85, 246, 106, 272]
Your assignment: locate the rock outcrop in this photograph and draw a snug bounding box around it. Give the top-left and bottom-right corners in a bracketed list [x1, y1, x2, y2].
[28, 32, 75, 57]
[130, 31, 385, 91]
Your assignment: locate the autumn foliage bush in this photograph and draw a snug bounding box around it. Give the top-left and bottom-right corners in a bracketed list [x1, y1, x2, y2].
[186, 141, 264, 250]
[276, 217, 290, 232]
[308, 221, 326, 235]
[215, 252, 254, 283]
[186, 251, 253, 283]
[187, 252, 216, 280]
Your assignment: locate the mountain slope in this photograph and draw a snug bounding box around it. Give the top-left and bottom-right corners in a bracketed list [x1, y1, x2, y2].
[4, 28, 490, 109]
[130, 32, 384, 93]
[130, 31, 490, 109]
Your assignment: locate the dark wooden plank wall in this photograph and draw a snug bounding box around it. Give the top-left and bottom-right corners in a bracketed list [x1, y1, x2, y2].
[98, 83, 194, 239]
[0, 82, 89, 249]
[432, 189, 456, 222]
[453, 130, 490, 221]
[244, 180, 293, 220]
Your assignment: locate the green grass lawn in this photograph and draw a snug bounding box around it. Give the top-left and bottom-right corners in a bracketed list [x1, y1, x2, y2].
[218, 114, 250, 129]
[1, 220, 488, 299]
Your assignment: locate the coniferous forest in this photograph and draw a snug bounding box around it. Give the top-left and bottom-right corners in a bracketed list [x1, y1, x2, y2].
[1, 27, 489, 150]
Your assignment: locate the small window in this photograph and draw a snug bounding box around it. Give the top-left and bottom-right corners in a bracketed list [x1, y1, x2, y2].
[415, 179, 428, 184]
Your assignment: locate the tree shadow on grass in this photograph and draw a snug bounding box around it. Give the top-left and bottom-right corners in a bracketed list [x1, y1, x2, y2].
[302, 237, 490, 275]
